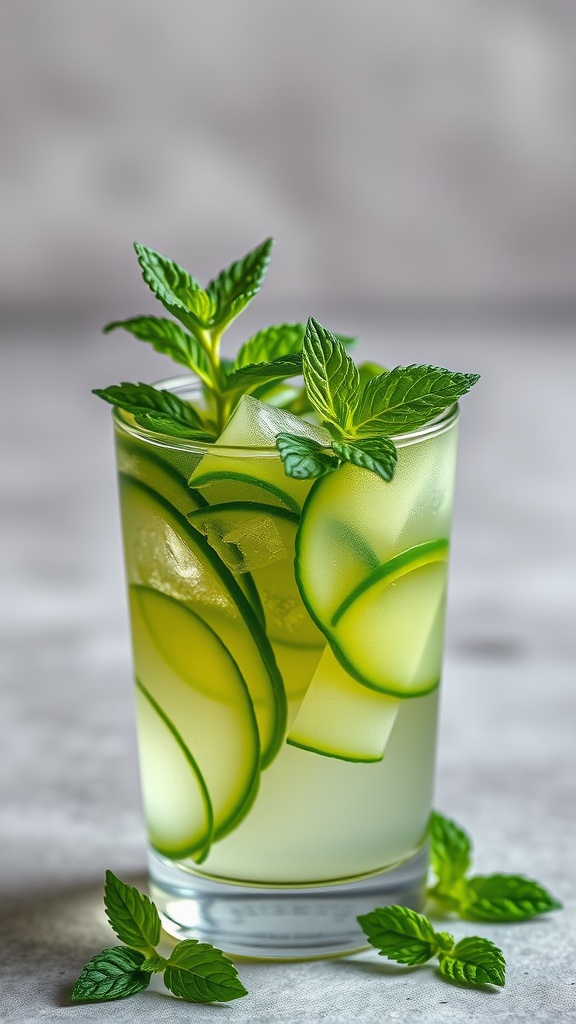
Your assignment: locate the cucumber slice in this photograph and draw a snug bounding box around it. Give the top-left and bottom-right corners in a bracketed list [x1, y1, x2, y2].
[116, 442, 265, 627]
[187, 501, 324, 649]
[286, 648, 399, 762]
[332, 548, 448, 697]
[131, 587, 260, 843]
[116, 438, 206, 516]
[189, 471, 302, 515]
[119, 474, 286, 766]
[296, 482, 380, 629]
[134, 677, 213, 862]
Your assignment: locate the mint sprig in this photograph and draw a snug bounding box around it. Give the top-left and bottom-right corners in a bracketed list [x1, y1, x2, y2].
[71, 873, 247, 1005]
[358, 906, 505, 990]
[276, 317, 478, 483]
[428, 811, 562, 922]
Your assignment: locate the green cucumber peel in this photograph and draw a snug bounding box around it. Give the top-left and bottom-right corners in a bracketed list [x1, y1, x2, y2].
[135, 676, 214, 861]
[72, 874, 247, 1004]
[331, 539, 449, 627]
[119, 473, 287, 766]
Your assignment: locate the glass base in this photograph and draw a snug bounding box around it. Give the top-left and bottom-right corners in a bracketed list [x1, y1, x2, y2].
[149, 846, 428, 959]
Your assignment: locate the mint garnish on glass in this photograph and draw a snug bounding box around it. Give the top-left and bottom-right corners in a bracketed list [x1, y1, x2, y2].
[71, 871, 247, 1004]
[94, 239, 479, 482]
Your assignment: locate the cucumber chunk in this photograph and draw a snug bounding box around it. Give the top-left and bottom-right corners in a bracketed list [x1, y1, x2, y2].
[188, 394, 328, 512]
[131, 587, 260, 842]
[119, 474, 286, 765]
[135, 677, 213, 862]
[287, 647, 399, 762]
[332, 553, 448, 697]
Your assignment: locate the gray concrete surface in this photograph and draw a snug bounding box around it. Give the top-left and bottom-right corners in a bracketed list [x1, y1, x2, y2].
[1, 322, 575, 1022]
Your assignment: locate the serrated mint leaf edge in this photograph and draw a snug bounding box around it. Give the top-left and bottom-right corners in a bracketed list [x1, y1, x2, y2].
[163, 939, 248, 1003]
[103, 871, 161, 952]
[302, 317, 360, 432]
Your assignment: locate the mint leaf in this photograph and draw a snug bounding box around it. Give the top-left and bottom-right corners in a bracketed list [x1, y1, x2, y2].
[438, 936, 506, 988]
[103, 871, 161, 953]
[352, 364, 479, 436]
[235, 322, 307, 367]
[71, 947, 151, 1002]
[235, 323, 358, 368]
[460, 874, 562, 922]
[93, 382, 214, 439]
[103, 316, 212, 383]
[140, 954, 168, 972]
[358, 360, 388, 387]
[206, 237, 273, 329]
[429, 810, 472, 892]
[224, 354, 302, 394]
[332, 436, 397, 481]
[358, 906, 442, 966]
[134, 243, 215, 332]
[163, 939, 247, 1003]
[276, 432, 340, 479]
[302, 317, 360, 433]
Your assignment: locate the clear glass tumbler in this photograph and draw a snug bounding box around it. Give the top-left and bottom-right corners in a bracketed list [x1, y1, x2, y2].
[113, 376, 459, 958]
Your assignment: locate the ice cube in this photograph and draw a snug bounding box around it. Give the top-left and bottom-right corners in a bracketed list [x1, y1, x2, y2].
[216, 394, 331, 448]
[189, 395, 331, 514]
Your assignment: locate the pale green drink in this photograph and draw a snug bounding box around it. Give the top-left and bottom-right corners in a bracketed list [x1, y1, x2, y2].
[114, 385, 458, 947]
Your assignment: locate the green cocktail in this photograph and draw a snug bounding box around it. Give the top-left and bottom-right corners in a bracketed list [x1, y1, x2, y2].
[98, 239, 476, 956]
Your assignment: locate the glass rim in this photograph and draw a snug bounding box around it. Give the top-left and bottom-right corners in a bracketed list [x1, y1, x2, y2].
[112, 373, 460, 456]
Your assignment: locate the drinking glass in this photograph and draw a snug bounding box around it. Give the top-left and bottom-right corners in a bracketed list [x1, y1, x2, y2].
[112, 375, 459, 958]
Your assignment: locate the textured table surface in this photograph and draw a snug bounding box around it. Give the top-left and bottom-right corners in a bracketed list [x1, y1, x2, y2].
[1, 322, 575, 1023]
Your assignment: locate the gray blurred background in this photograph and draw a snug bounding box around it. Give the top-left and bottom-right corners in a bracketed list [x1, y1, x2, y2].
[2, 3, 575, 1020]
[2, 0, 576, 320]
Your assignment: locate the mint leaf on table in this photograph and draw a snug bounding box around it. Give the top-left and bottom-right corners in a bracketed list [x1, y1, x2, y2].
[103, 870, 161, 953]
[428, 811, 562, 922]
[71, 947, 152, 1003]
[276, 432, 340, 479]
[103, 317, 212, 385]
[351, 364, 480, 436]
[134, 243, 216, 333]
[358, 906, 505, 991]
[205, 237, 273, 330]
[302, 316, 360, 432]
[437, 937, 506, 988]
[357, 906, 441, 965]
[429, 809, 472, 895]
[163, 939, 248, 1003]
[73, 873, 248, 1005]
[332, 436, 397, 481]
[93, 382, 215, 439]
[459, 874, 562, 922]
